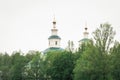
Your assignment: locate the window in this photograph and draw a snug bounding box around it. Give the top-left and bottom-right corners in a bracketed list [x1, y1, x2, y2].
[49, 41, 50, 45]
[55, 41, 57, 45]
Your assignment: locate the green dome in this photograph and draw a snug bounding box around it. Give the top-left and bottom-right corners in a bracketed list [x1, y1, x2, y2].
[43, 47, 64, 53]
[79, 38, 90, 42]
[48, 35, 61, 39]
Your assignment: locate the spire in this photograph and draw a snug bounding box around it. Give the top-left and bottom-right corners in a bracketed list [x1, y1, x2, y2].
[52, 16, 56, 28]
[51, 16, 58, 35]
[83, 21, 89, 38]
[85, 21, 88, 31]
[85, 27, 88, 31]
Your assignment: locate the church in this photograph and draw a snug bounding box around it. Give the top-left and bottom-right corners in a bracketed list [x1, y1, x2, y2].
[43, 17, 64, 53]
[43, 17, 90, 53]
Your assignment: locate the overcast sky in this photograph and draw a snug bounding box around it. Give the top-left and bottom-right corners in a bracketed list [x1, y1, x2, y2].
[0, 0, 120, 54]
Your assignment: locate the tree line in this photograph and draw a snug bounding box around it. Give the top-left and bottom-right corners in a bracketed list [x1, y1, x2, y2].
[0, 23, 120, 80]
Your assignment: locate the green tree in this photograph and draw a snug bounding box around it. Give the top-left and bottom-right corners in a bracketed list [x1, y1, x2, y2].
[110, 41, 120, 80]
[25, 50, 39, 62]
[10, 51, 28, 80]
[74, 23, 115, 80]
[23, 51, 47, 80]
[74, 44, 112, 80]
[0, 53, 11, 80]
[46, 51, 75, 80]
[76, 42, 89, 59]
[93, 23, 115, 53]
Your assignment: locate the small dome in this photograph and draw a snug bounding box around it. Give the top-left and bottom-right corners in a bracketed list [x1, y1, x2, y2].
[79, 38, 90, 42]
[43, 47, 64, 53]
[48, 35, 61, 39]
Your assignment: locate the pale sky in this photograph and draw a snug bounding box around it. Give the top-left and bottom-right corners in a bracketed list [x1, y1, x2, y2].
[0, 0, 120, 54]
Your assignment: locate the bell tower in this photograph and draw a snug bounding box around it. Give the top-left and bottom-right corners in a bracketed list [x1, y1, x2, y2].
[48, 17, 61, 48]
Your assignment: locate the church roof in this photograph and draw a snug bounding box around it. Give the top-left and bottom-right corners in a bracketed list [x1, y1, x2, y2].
[48, 35, 61, 39]
[79, 38, 90, 42]
[43, 47, 64, 53]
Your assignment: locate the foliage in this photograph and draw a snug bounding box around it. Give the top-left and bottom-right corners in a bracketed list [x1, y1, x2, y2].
[10, 52, 28, 80]
[46, 51, 75, 80]
[93, 23, 115, 53]
[74, 44, 112, 80]
[110, 41, 120, 80]
[74, 23, 116, 80]
[0, 53, 11, 80]
[23, 51, 47, 80]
